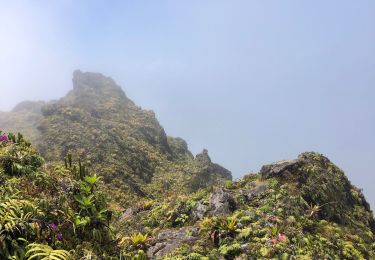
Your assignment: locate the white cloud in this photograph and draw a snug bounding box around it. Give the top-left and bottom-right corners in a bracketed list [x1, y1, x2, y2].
[0, 2, 76, 110]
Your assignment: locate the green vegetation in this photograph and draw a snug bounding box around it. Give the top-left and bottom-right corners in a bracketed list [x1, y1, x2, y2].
[1, 131, 374, 259]
[0, 132, 116, 258]
[118, 152, 375, 259]
[26, 243, 71, 260]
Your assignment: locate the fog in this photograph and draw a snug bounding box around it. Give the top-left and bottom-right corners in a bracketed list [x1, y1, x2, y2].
[1, 1, 375, 209]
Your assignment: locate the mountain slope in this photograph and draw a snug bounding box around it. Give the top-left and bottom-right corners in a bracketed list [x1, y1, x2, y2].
[1, 133, 373, 259]
[0, 70, 231, 207]
[119, 152, 375, 259]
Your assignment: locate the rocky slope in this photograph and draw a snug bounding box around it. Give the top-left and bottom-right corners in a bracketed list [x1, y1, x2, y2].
[1, 133, 373, 259]
[119, 152, 375, 259]
[0, 71, 231, 208]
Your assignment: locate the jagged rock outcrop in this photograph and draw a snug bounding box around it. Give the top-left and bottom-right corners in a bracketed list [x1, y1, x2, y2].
[260, 159, 301, 179]
[187, 149, 232, 192]
[208, 188, 236, 216]
[147, 227, 199, 259]
[261, 152, 375, 228]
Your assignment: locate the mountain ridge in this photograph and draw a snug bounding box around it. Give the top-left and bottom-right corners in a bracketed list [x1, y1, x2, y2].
[0, 70, 232, 208]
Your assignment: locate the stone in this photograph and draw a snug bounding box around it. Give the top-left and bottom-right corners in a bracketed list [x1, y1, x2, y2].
[192, 202, 208, 220]
[244, 182, 267, 200]
[119, 207, 138, 222]
[260, 159, 301, 179]
[147, 227, 198, 259]
[208, 188, 236, 215]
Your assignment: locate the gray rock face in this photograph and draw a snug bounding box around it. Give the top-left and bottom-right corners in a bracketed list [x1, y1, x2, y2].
[72, 70, 122, 91]
[243, 182, 267, 201]
[192, 202, 208, 220]
[260, 159, 301, 179]
[195, 149, 211, 164]
[147, 227, 198, 259]
[298, 151, 330, 164]
[208, 188, 236, 215]
[119, 207, 139, 222]
[260, 152, 332, 180]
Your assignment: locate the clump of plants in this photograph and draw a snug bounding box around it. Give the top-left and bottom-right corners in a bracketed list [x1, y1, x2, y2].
[1, 131, 375, 259]
[0, 132, 120, 259]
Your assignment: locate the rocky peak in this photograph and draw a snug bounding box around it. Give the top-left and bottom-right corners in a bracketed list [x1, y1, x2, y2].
[195, 149, 211, 164]
[61, 70, 132, 112]
[72, 70, 121, 91]
[260, 152, 374, 229]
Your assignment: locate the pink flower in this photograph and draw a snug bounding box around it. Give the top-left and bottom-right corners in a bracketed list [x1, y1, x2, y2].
[278, 233, 287, 243]
[270, 238, 278, 246]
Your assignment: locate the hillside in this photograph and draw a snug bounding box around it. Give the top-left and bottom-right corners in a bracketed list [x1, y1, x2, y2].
[0, 71, 231, 208]
[0, 133, 374, 259]
[119, 152, 375, 259]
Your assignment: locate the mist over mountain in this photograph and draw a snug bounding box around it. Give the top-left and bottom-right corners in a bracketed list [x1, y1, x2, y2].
[0, 70, 374, 258]
[1, 0, 374, 258]
[1, 70, 232, 207]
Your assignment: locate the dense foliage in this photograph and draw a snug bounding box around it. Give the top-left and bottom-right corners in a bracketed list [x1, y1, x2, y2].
[1, 131, 374, 259]
[0, 132, 116, 259]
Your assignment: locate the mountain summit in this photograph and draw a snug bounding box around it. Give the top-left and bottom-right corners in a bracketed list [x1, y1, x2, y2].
[0, 71, 232, 206]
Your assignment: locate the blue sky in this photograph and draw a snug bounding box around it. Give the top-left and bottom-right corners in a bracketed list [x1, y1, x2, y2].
[0, 1, 374, 209]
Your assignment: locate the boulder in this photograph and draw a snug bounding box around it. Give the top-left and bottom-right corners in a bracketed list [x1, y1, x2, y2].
[208, 188, 236, 215]
[147, 227, 198, 259]
[260, 159, 301, 179]
[243, 182, 267, 201]
[119, 207, 138, 222]
[192, 202, 208, 220]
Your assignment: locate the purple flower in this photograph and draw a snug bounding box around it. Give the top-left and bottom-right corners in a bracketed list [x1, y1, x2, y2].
[48, 223, 57, 230]
[57, 232, 63, 241]
[0, 134, 8, 142]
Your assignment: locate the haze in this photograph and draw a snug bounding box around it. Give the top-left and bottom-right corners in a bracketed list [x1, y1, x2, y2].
[1, 1, 374, 209]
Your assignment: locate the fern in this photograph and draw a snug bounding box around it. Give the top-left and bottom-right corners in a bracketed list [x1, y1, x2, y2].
[219, 243, 241, 258]
[26, 243, 71, 260]
[0, 198, 41, 236]
[0, 197, 43, 258]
